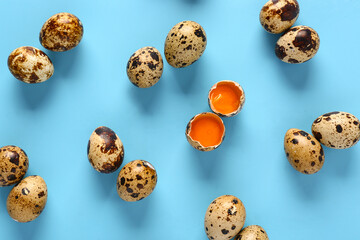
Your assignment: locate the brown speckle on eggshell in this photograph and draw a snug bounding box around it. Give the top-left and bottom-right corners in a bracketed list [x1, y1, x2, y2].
[116, 160, 157, 202]
[275, 25, 320, 64]
[284, 128, 324, 174]
[8, 46, 54, 84]
[0, 145, 29, 186]
[260, 0, 300, 34]
[127, 47, 163, 88]
[234, 225, 269, 240]
[164, 21, 207, 68]
[204, 195, 246, 240]
[312, 111, 360, 149]
[87, 126, 124, 173]
[40, 12, 83, 52]
[7, 175, 47, 222]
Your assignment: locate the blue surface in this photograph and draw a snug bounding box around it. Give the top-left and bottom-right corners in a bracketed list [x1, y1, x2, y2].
[1, 0, 360, 239]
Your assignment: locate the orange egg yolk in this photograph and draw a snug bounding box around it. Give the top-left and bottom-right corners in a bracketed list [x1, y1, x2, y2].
[189, 114, 224, 147]
[209, 82, 242, 115]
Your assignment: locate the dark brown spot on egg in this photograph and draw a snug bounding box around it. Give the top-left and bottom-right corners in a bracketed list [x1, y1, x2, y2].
[136, 175, 142, 180]
[336, 125, 343, 133]
[137, 184, 144, 189]
[314, 118, 322, 123]
[319, 156, 323, 162]
[130, 56, 141, 69]
[22, 187, 30, 195]
[120, 177, 125, 185]
[147, 62, 157, 70]
[313, 131, 322, 140]
[194, 28, 206, 42]
[311, 141, 316, 145]
[354, 121, 359, 125]
[311, 161, 315, 166]
[38, 191, 45, 198]
[323, 112, 340, 117]
[7, 174, 16, 181]
[291, 139, 298, 144]
[294, 159, 299, 163]
[293, 29, 317, 52]
[299, 131, 308, 137]
[10, 167, 16, 173]
[126, 188, 133, 193]
[280, 2, 299, 21]
[303, 170, 309, 174]
[221, 229, 229, 235]
[232, 199, 238, 204]
[150, 51, 159, 61]
[131, 193, 140, 198]
[95, 127, 118, 154]
[288, 58, 299, 64]
[275, 44, 287, 60]
[8, 151, 20, 165]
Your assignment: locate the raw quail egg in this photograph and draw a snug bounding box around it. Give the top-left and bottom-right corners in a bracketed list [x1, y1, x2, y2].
[127, 47, 164, 88]
[87, 126, 124, 173]
[275, 25, 320, 63]
[7, 175, 47, 222]
[312, 111, 360, 149]
[208, 80, 245, 117]
[40, 12, 83, 52]
[260, 0, 300, 34]
[8, 46, 54, 84]
[235, 225, 269, 240]
[186, 112, 225, 151]
[117, 160, 157, 202]
[284, 128, 324, 174]
[0, 145, 28, 186]
[165, 20, 207, 68]
[204, 195, 246, 240]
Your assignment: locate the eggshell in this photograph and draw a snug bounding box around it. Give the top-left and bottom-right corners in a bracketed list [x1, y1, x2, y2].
[164, 21, 207, 68]
[208, 80, 245, 117]
[312, 111, 360, 149]
[40, 12, 83, 52]
[8, 46, 54, 83]
[0, 146, 28, 186]
[284, 128, 324, 174]
[204, 195, 246, 240]
[275, 26, 320, 63]
[186, 112, 225, 152]
[7, 175, 47, 222]
[260, 0, 299, 34]
[127, 47, 163, 88]
[235, 225, 269, 240]
[87, 126, 124, 173]
[117, 160, 157, 202]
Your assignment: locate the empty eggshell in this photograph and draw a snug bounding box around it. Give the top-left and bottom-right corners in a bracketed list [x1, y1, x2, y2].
[117, 160, 157, 202]
[208, 80, 245, 117]
[0, 146, 28, 186]
[165, 20, 207, 68]
[260, 0, 300, 34]
[40, 12, 83, 52]
[284, 128, 324, 174]
[204, 195, 246, 240]
[275, 25, 320, 64]
[186, 112, 225, 151]
[8, 46, 54, 84]
[87, 126, 124, 173]
[127, 47, 164, 88]
[312, 111, 360, 149]
[235, 225, 269, 240]
[7, 175, 47, 222]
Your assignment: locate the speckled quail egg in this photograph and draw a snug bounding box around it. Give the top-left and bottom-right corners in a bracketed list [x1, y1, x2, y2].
[275, 26, 320, 63]
[8, 46, 54, 84]
[87, 126, 124, 173]
[0, 146, 28, 186]
[235, 225, 269, 240]
[165, 20, 207, 68]
[204, 195, 246, 240]
[117, 160, 157, 202]
[127, 47, 164, 88]
[260, 0, 300, 34]
[284, 128, 324, 174]
[40, 12, 83, 52]
[7, 175, 47, 222]
[312, 111, 360, 149]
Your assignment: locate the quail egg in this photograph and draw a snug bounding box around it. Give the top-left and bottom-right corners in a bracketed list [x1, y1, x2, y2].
[165, 21, 207, 68]
[312, 111, 360, 149]
[8, 46, 54, 83]
[235, 225, 269, 240]
[7, 175, 47, 222]
[127, 47, 163, 88]
[117, 160, 157, 202]
[0, 145, 28, 186]
[87, 126, 124, 173]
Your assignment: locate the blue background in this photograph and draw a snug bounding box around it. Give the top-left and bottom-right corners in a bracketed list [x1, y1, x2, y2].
[0, 0, 359, 239]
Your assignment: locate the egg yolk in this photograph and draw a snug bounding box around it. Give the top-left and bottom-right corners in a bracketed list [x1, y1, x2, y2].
[189, 114, 224, 147]
[209, 82, 242, 115]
